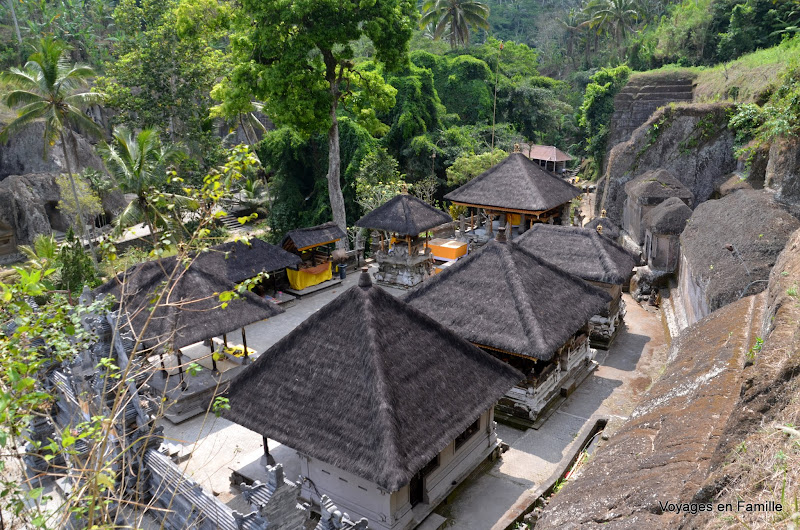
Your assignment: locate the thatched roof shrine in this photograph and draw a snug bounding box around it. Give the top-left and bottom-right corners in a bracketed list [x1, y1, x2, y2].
[403, 238, 610, 360]
[195, 239, 302, 284]
[584, 217, 620, 240]
[444, 153, 581, 214]
[224, 270, 523, 492]
[95, 257, 283, 351]
[644, 197, 693, 235]
[516, 225, 636, 285]
[355, 193, 451, 236]
[625, 169, 694, 206]
[281, 222, 346, 253]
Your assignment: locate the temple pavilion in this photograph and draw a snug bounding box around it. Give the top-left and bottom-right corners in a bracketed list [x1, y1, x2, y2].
[281, 222, 347, 291]
[404, 228, 610, 424]
[520, 143, 574, 174]
[355, 192, 451, 287]
[95, 256, 283, 381]
[445, 152, 582, 237]
[515, 224, 636, 348]
[224, 270, 522, 530]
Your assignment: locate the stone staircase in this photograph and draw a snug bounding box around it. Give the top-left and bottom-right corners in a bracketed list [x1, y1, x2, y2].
[219, 213, 247, 233]
[606, 75, 696, 155]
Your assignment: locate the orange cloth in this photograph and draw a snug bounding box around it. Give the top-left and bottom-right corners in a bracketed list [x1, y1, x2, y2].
[287, 261, 332, 290]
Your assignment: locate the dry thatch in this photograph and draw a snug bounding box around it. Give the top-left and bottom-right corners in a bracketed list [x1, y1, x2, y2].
[444, 153, 581, 213]
[403, 239, 610, 360]
[625, 169, 694, 206]
[584, 217, 621, 240]
[195, 239, 302, 284]
[94, 257, 283, 351]
[644, 197, 693, 235]
[355, 193, 451, 236]
[224, 271, 523, 492]
[516, 225, 636, 285]
[680, 190, 800, 311]
[281, 222, 346, 252]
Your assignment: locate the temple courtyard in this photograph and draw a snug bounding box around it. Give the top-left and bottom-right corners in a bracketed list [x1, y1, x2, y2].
[158, 264, 669, 529]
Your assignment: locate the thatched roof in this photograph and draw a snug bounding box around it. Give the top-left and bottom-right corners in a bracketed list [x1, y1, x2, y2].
[94, 257, 283, 351]
[224, 270, 523, 492]
[521, 144, 574, 163]
[281, 222, 346, 252]
[403, 238, 610, 360]
[680, 190, 800, 311]
[624, 169, 694, 205]
[195, 239, 302, 283]
[584, 217, 620, 240]
[444, 153, 582, 213]
[355, 193, 451, 236]
[516, 225, 636, 285]
[644, 197, 693, 235]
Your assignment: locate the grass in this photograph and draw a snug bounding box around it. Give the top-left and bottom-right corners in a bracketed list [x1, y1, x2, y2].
[631, 37, 800, 105]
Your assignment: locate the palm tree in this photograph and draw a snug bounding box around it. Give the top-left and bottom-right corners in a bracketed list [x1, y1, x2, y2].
[99, 126, 194, 240]
[420, 0, 490, 49]
[584, 0, 639, 55]
[0, 37, 104, 261]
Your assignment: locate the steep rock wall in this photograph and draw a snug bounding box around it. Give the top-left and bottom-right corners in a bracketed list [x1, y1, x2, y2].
[535, 227, 800, 529]
[597, 103, 737, 225]
[606, 73, 695, 157]
[765, 136, 800, 214]
[0, 121, 102, 180]
[0, 172, 126, 246]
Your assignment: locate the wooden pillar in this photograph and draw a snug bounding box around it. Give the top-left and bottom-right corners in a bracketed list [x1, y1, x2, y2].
[486, 211, 494, 236]
[241, 328, 249, 364]
[406, 235, 411, 255]
[223, 333, 228, 348]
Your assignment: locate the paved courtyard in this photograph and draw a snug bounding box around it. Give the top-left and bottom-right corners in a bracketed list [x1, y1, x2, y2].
[158, 271, 668, 529]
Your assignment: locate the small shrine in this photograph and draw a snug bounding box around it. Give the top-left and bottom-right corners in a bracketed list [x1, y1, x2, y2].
[281, 222, 347, 291]
[355, 192, 451, 287]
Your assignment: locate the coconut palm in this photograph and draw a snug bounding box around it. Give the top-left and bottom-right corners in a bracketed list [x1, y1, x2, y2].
[99, 126, 194, 239]
[584, 0, 639, 52]
[0, 37, 104, 261]
[420, 0, 490, 49]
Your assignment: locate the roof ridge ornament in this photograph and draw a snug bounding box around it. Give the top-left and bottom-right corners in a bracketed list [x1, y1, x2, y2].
[358, 267, 372, 288]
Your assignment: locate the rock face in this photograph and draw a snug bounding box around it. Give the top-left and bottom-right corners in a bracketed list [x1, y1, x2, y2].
[598, 103, 737, 225]
[678, 190, 799, 324]
[0, 122, 103, 180]
[606, 72, 695, 157]
[765, 136, 800, 213]
[0, 172, 126, 246]
[536, 226, 800, 530]
[536, 291, 766, 529]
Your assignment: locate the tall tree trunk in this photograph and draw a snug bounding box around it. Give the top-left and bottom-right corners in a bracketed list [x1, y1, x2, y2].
[8, 0, 22, 50]
[59, 130, 98, 263]
[323, 50, 348, 250]
[327, 106, 347, 250]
